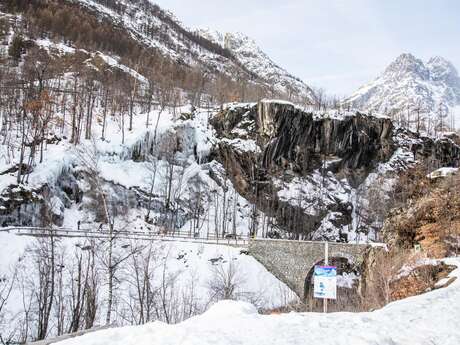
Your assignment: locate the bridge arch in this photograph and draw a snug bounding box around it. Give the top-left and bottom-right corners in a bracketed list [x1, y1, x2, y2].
[303, 256, 358, 304]
[248, 239, 371, 301]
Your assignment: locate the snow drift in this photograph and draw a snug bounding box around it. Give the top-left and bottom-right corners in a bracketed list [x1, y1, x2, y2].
[53, 258, 460, 345]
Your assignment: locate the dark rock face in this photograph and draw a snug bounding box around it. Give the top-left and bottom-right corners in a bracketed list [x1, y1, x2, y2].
[57, 168, 83, 205]
[210, 101, 398, 238]
[257, 102, 394, 182]
[213, 102, 395, 182]
[0, 185, 45, 227]
[0, 169, 81, 227]
[212, 103, 257, 140]
[210, 101, 460, 239]
[415, 135, 460, 168]
[212, 142, 255, 194]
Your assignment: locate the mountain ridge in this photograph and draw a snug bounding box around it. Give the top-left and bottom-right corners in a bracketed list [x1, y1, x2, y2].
[68, 0, 315, 103]
[345, 53, 460, 129]
[1, 0, 315, 104]
[198, 29, 315, 103]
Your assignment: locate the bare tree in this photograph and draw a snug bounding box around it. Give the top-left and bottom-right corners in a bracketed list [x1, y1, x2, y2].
[76, 142, 118, 325]
[144, 152, 159, 223]
[33, 236, 57, 341]
[207, 261, 244, 303]
[0, 266, 17, 345]
[368, 249, 417, 307]
[313, 87, 326, 111]
[126, 242, 157, 325]
[153, 77, 172, 145]
[153, 250, 181, 324]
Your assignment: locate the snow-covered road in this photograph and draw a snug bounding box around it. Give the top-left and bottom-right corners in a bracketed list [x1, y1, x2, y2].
[52, 258, 460, 345]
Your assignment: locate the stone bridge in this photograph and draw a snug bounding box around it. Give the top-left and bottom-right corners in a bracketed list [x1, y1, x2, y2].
[249, 239, 372, 300]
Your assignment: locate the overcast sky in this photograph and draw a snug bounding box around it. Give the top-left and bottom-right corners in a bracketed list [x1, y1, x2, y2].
[156, 0, 460, 96]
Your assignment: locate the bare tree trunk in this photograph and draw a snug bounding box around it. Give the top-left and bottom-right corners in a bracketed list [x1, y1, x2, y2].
[101, 91, 109, 140]
[85, 91, 95, 140]
[37, 234, 56, 341]
[145, 160, 158, 222]
[129, 92, 134, 132]
[145, 91, 152, 128]
[153, 109, 163, 144]
[84, 247, 97, 329]
[106, 226, 114, 326]
[61, 94, 66, 136]
[71, 78, 78, 144]
[17, 108, 26, 184]
[121, 110, 125, 145]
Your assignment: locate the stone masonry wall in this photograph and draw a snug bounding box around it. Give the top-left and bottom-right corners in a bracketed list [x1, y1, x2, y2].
[249, 239, 370, 299]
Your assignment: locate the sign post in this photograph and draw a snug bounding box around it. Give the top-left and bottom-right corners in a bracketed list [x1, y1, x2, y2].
[313, 242, 337, 313]
[324, 241, 328, 313]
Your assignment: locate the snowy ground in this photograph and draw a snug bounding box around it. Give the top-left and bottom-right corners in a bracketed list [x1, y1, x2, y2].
[0, 231, 295, 332]
[53, 258, 460, 345]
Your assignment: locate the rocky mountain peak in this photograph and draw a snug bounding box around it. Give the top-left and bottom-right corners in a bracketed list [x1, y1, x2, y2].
[346, 53, 460, 120]
[427, 56, 460, 85]
[384, 53, 429, 80]
[198, 29, 316, 103]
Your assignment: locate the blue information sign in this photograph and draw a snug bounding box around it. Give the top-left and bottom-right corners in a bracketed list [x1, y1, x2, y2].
[313, 266, 337, 300]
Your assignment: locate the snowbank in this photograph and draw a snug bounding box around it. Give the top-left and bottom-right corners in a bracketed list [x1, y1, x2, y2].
[54, 258, 460, 345]
[427, 167, 459, 179]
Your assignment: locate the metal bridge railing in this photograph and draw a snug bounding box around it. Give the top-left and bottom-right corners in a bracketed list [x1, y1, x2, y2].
[1, 226, 251, 246]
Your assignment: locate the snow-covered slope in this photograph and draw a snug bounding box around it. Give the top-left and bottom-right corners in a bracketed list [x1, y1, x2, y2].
[69, 0, 237, 72]
[52, 258, 460, 345]
[60, 0, 313, 101]
[0, 232, 295, 329]
[345, 53, 460, 121]
[199, 30, 316, 103]
[0, 103, 297, 339]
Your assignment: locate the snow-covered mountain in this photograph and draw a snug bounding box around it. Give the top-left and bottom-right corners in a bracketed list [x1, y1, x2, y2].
[39, 0, 314, 103]
[345, 53, 460, 119]
[198, 30, 316, 102]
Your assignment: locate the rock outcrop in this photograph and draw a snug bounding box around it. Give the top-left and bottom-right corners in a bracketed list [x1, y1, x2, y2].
[214, 101, 395, 179]
[257, 101, 394, 181]
[210, 101, 460, 240]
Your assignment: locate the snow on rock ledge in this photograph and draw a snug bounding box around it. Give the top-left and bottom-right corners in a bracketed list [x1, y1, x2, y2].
[427, 167, 459, 179]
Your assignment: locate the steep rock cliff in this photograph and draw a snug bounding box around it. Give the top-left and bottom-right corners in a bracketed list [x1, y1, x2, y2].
[210, 101, 460, 240]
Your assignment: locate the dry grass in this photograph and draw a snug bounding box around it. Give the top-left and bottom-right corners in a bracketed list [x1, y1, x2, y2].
[384, 169, 460, 257]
